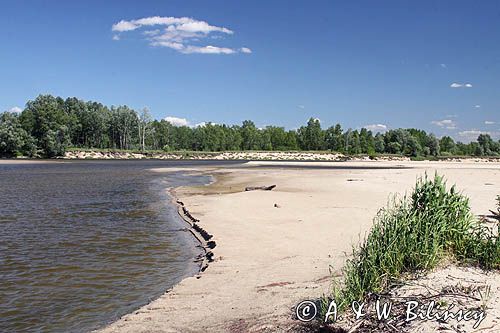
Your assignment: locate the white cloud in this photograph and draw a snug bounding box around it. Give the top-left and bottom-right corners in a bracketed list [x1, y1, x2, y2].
[143, 29, 161, 36]
[152, 41, 185, 50]
[458, 130, 482, 141]
[176, 21, 233, 34]
[183, 45, 236, 54]
[297, 105, 305, 109]
[112, 35, 120, 41]
[484, 121, 495, 125]
[450, 82, 472, 88]
[163, 117, 216, 127]
[440, 63, 447, 68]
[474, 105, 481, 108]
[458, 130, 500, 141]
[8, 106, 22, 113]
[363, 124, 388, 132]
[431, 119, 457, 129]
[112, 16, 250, 55]
[112, 20, 139, 32]
[164, 116, 189, 127]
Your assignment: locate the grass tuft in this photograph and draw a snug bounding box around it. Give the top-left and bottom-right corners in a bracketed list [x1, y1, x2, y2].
[325, 174, 500, 316]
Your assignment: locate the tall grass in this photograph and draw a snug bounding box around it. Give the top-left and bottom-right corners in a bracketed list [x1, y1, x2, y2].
[326, 174, 500, 314]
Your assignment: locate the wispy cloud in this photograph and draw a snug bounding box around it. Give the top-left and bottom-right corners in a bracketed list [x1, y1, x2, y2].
[164, 116, 189, 126]
[450, 83, 472, 88]
[143, 29, 161, 36]
[112, 16, 251, 55]
[440, 63, 447, 68]
[297, 105, 305, 109]
[363, 124, 388, 132]
[181, 45, 236, 54]
[164, 116, 213, 128]
[484, 121, 495, 125]
[474, 105, 481, 108]
[8, 106, 22, 113]
[431, 119, 457, 129]
[458, 130, 500, 141]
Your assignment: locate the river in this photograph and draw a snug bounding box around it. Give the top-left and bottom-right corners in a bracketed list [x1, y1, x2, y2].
[0, 160, 241, 332]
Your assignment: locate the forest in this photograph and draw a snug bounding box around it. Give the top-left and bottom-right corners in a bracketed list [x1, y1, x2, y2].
[1, 94, 499, 158]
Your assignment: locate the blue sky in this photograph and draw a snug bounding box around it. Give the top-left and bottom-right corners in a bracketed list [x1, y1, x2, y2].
[1, 0, 499, 141]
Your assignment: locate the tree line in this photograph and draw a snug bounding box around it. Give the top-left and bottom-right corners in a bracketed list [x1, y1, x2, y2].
[1, 94, 499, 158]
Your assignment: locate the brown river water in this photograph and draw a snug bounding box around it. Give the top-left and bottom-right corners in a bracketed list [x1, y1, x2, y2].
[0, 160, 240, 333]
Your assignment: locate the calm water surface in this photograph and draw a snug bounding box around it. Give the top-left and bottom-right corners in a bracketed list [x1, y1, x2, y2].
[0, 160, 238, 333]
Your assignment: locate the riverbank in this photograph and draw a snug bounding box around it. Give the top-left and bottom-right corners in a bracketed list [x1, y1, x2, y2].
[62, 150, 364, 161]
[98, 161, 500, 332]
[61, 150, 500, 163]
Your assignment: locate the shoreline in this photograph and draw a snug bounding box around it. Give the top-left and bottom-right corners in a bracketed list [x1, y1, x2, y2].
[98, 161, 500, 332]
[3, 154, 500, 166]
[170, 188, 217, 273]
[93, 172, 218, 333]
[62, 150, 500, 163]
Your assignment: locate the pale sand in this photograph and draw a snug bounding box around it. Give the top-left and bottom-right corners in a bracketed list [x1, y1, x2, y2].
[99, 161, 500, 333]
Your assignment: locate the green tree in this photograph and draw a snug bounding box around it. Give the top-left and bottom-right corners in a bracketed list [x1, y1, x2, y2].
[439, 136, 456, 155]
[374, 133, 385, 153]
[284, 130, 299, 150]
[298, 118, 324, 150]
[405, 135, 422, 157]
[20, 94, 73, 156]
[426, 134, 440, 156]
[477, 134, 493, 155]
[225, 125, 243, 150]
[196, 123, 225, 151]
[240, 120, 260, 150]
[345, 129, 362, 154]
[325, 124, 344, 152]
[359, 128, 375, 154]
[138, 108, 152, 152]
[471, 142, 483, 156]
[109, 106, 138, 150]
[387, 141, 402, 154]
[384, 129, 410, 154]
[0, 112, 36, 157]
[261, 126, 289, 150]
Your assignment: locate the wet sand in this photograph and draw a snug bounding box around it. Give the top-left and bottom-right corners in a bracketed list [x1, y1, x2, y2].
[99, 161, 500, 332]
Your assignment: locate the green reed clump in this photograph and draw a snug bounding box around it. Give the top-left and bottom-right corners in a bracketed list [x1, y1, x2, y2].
[459, 222, 500, 269]
[326, 174, 499, 314]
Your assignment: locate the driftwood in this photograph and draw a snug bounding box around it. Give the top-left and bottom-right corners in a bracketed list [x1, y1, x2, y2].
[176, 201, 215, 272]
[245, 184, 276, 191]
[182, 206, 200, 222]
[192, 222, 213, 241]
[489, 210, 500, 220]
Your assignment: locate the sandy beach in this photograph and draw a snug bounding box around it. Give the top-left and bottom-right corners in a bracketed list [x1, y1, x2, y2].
[98, 161, 500, 333]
